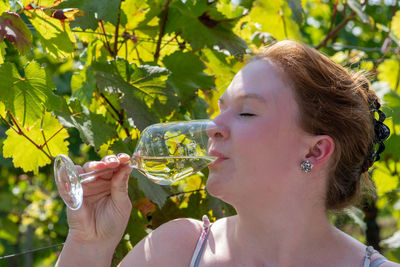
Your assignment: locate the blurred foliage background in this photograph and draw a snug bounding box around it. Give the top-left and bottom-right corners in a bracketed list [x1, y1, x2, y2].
[0, 0, 399, 266]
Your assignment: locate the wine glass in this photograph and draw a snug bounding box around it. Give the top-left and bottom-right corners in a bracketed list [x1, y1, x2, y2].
[54, 120, 217, 210]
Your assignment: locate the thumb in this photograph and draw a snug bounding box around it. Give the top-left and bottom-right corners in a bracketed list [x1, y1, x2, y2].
[111, 165, 133, 214]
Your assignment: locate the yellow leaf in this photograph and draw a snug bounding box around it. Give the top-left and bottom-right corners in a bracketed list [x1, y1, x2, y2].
[3, 112, 69, 174]
[372, 162, 398, 197]
[377, 59, 400, 91]
[0, 101, 5, 117]
[391, 10, 400, 40]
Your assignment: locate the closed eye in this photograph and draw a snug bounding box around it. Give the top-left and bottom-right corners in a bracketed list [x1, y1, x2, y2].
[239, 113, 255, 117]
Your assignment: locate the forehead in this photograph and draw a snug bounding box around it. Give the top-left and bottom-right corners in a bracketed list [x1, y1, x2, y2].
[220, 60, 292, 103]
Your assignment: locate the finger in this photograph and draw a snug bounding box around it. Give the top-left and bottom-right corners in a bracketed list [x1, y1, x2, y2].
[117, 153, 131, 164]
[82, 179, 111, 197]
[102, 155, 120, 169]
[111, 165, 133, 214]
[83, 161, 107, 172]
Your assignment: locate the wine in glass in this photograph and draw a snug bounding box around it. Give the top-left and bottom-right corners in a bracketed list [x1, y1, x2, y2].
[54, 120, 217, 210]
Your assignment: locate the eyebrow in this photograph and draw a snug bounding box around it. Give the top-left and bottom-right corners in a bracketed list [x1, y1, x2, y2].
[218, 93, 266, 105]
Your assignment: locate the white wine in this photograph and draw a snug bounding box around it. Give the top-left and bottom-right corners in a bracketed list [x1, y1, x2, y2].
[136, 156, 217, 185]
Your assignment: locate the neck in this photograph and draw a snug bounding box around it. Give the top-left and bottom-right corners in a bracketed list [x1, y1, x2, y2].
[231, 193, 337, 266]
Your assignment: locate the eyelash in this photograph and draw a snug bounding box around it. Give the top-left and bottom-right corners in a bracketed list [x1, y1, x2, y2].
[239, 113, 255, 117]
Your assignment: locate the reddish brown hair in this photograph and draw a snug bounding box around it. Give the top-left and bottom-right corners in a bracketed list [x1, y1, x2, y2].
[256, 40, 378, 210]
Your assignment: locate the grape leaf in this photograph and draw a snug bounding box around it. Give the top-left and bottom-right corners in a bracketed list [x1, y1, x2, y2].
[248, 0, 300, 41]
[134, 169, 168, 208]
[24, 9, 75, 58]
[69, 10, 98, 31]
[0, 61, 56, 126]
[71, 68, 95, 106]
[0, 11, 32, 54]
[165, 0, 247, 55]
[391, 11, 400, 41]
[92, 61, 172, 130]
[56, 0, 124, 26]
[3, 112, 69, 174]
[373, 162, 399, 196]
[54, 98, 117, 149]
[377, 59, 400, 92]
[163, 51, 215, 104]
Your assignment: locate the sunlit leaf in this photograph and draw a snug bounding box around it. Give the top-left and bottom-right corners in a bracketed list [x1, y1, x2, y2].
[372, 162, 398, 196]
[165, 0, 247, 55]
[377, 59, 400, 92]
[0, 11, 32, 54]
[57, 0, 124, 26]
[24, 9, 75, 58]
[3, 112, 69, 174]
[0, 61, 56, 126]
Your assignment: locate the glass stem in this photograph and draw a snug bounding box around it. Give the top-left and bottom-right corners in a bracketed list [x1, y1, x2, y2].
[79, 160, 138, 184]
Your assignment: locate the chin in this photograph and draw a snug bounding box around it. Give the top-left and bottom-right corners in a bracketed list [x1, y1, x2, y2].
[205, 173, 234, 204]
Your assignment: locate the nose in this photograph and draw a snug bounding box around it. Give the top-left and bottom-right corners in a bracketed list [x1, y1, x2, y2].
[206, 119, 229, 140]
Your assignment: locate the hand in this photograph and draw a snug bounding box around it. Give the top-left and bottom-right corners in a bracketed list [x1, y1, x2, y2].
[65, 153, 133, 249]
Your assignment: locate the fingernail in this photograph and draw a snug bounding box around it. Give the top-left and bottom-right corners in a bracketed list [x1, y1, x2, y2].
[107, 156, 118, 163]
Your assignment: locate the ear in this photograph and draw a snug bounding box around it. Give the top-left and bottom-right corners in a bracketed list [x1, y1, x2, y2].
[304, 135, 335, 168]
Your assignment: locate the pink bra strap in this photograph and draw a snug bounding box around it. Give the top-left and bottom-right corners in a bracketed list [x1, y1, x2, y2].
[189, 215, 212, 267]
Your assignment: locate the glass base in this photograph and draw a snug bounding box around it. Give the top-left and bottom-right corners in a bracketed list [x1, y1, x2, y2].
[54, 154, 83, 210]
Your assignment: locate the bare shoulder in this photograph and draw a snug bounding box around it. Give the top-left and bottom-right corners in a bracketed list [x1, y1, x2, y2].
[382, 260, 400, 266]
[118, 218, 203, 267]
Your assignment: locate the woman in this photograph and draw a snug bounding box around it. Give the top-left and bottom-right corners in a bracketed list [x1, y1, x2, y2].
[56, 40, 397, 266]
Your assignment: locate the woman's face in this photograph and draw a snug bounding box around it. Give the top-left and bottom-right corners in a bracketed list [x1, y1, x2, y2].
[206, 60, 311, 203]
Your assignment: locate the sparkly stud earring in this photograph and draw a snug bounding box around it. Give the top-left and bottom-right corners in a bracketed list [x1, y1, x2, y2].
[301, 160, 313, 173]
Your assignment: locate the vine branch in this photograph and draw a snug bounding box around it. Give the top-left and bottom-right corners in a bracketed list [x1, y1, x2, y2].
[4, 112, 53, 161]
[154, 0, 171, 62]
[113, 1, 122, 58]
[99, 20, 114, 56]
[316, 12, 356, 50]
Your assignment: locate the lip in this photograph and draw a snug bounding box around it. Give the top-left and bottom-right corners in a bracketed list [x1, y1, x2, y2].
[208, 150, 229, 167]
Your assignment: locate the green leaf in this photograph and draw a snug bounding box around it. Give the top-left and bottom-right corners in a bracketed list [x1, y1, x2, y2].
[383, 90, 400, 125]
[347, 0, 371, 25]
[57, 0, 122, 26]
[135, 169, 168, 208]
[0, 11, 32, 54]
[54, 98, 117, 149]
[92, 61, 164, 130]
[70, 10, 98, 31]
[163, 51, 215, 103]
[287, 0, 304, 25]
[384, 134, 400, 162]
[0, 61, 55, 126]
[71, 69, 95, 106]
[3, 112, 69, 174]
[24, 9, 75, 59]
[165, 1, 247, 55]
